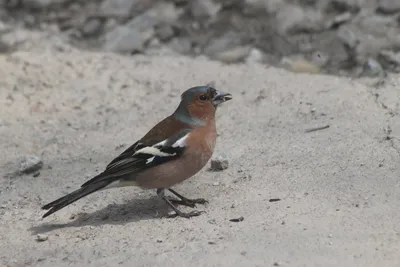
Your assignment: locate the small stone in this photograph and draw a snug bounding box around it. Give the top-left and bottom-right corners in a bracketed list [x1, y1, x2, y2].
[103, 13, 156, 53]
[312, 51, 330, 67]
[329, 0, 360, 12]
[104, 26, 150, 53]
[23, 0, 69, 9]
[149, 2, 183, 23]
[208, 219, 217, 224]
[273, 262, 281, 266]
[156, 239, 163, 243]
[0, 205, 6, 209]
[100, 0, 139, 17]
[213, 46, 251, 63]
[148, 38, 161, 48]
[168, 211, 176, 217]
[363, 58, 384, 77]
[19, 155, 43, 174]
[378, 50, 400, 72]
[208, 241, 216, 244]
[155, 25, 175, 41]
[212, 182, 220, 186]
[24, 15, 36, 27]
[210, 153, 229, 171]
[82, 19, 102, 37]
[203, 31, 241, 58]
[190, 0, 221, 19]
[104, 18, 118, 32]
[328, 234, 333, 238]
[276, 4, 324, 34]
[281, 57, 320, 74]
[269, 198, 281, 202]
[326, 12, 352, 29]
[229, 216, 244, 222]
[168, 38, 192, 54]
[377, 0, 400, 14]
[36, 234, 48, 242]
[337, 26, 359, 49]
[245, 48, 264, 64]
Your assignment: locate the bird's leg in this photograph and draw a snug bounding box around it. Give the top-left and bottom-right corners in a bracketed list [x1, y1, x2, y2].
[168, 188, 208, 208]
[156, 189, 204, 218]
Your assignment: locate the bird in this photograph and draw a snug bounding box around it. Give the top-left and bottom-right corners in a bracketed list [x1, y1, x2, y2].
[41, 85, 232, 219]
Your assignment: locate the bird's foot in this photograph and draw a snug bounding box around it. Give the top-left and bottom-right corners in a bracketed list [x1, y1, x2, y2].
[169, 198, 208, 208]
[167, 210, 205, 218]
[158, 188, 207, 219]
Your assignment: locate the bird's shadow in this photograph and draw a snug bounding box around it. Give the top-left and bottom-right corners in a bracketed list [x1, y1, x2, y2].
[29, 196, 174, 235]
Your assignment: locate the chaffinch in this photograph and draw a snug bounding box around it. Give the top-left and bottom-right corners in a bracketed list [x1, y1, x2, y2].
[42, 85, 232, 219]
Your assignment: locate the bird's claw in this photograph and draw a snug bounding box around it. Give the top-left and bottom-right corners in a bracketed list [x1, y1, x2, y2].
[167, 210, 205, 218]
[169, 198, 208, 208]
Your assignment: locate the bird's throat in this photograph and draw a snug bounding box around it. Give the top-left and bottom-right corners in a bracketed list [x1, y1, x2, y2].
[173, 105, 206, 126]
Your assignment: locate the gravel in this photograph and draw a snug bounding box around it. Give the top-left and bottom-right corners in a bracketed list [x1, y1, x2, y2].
[2, 0, 400, 78]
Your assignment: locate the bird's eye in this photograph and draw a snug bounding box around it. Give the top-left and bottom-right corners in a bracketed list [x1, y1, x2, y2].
[199, 95, 208, 101]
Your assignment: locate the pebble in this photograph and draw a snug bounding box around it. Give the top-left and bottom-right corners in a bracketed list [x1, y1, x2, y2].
[208, 219, 217, 224]
[190, 0, 221, 19]
[103, 13, 156, 53]
[378, 50, 400, 72]
[149, 2, 183, 23]
[363, 58, 384, 77]
[19, 155, 43, 174]
[23, 0, 69, 9]
[82, 19, 102, 37]
[210, 153, 229, 171]
[203, 31, 241, 58]
[100, 0, 139, 17]
[3, 0, 400, 82]
[377, 0, 400, 14]
[276, 4, 324, 34]
[245, 48, 264, 64]
[326, 12, 352, 29]
[269, 198, 281, 202]
[155, 25, 175, 41]
[229, 216, 244, 222]
[36, 234, 48, 242]
[281, 57, 321, 74]
[312, 51, 330, 67]
[214, 46, 251, 63]
[212, 182, 220, 186]
[103, 26, 149, 53]
[168, 38, 192, 54]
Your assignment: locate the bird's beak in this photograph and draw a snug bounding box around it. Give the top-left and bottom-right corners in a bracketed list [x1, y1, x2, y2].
[212, 90, 232, 106]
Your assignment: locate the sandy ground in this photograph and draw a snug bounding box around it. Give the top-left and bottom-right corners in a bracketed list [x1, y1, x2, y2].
[0, 46, 400, 267]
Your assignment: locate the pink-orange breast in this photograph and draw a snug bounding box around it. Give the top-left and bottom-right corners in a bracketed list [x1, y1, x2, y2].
[134, 122, 217, 189]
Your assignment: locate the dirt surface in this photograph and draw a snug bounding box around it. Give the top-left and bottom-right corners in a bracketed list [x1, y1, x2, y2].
[0, 39, 400, 266]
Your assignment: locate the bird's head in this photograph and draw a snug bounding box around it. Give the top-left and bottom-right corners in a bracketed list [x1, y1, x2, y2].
[173, 85, 232, 126]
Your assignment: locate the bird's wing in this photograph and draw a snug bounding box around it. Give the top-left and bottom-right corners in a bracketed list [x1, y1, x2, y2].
[80, 128, 192, 187]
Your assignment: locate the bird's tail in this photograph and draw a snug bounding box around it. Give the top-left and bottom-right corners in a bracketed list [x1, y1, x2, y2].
[41, 181, 110, 218]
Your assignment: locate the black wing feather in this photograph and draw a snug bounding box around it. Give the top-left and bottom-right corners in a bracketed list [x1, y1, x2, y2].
[80, 129, 191, 188]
